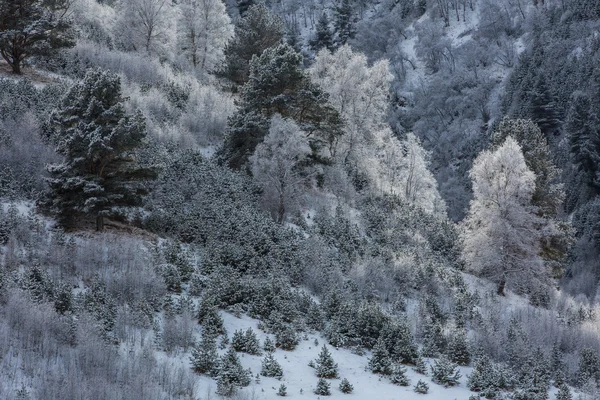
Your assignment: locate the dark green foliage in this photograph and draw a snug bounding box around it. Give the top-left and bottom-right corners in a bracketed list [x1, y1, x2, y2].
[277, 383, 287, 396]
[83, 278, 117, 341]
[45, 69, 156, 231]
[390, 364, 410, 386]
[197, 295, 225, 336]
[146, 150, 303, 278]
[261, 352, 283, 379]
[190, 335, 219, 376]
[274, 323, 299, 351]
[310, 13, 334, 52]
[414, 353, 428, 375]
[468, 355, 513, 398]
[0, 0, 75, 74]
[578, 347, 600, 386]
[264, 337, 276, 353]
[315, 345, 339, 378]
[368, 337, 392, 375]
[431, 356, 461, 387]
[220, 43, 343, 169]
[421, 320, 446, 357]
[232, 328, 262, 355]
[414, 379, 429, 394]
[447, 329, 470, 366]
[568, 91, 600, 195]
[551, 343, 566, 386]
[315, 378, 331, 396]
[220, 4, 284, 85]
[216, 346, 252, 396]
[378, 318, 419, 364]
[556, 383, 572, 400]
[333, 0, 356, 46]
[21, 264, 54, 303]
[339, 378, 353, 393]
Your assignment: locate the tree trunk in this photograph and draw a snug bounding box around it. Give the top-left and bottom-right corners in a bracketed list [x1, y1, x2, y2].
[96, 214, 104, 232]
[277, 192, 285, 224]
[497, 278, 506, 296]
[11, 60, 21, 74]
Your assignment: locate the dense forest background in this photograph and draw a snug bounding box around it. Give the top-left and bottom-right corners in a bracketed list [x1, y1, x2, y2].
[1, 0, 600, 398]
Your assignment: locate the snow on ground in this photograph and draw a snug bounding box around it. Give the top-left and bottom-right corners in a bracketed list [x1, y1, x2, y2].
[169, 311, 479, 399]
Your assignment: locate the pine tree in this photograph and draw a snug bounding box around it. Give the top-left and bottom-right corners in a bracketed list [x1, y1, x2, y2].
[414, 379, 429, 394]
[555, 383, 572, 400]
[568, 91, 600, 194]
[190, 335, 219, 376]
[368, 337, 392, 375]
[277, 383, 287, 396]
[219, 3, 284, 85]
[232, 329, 245, 352]
[310, 13, 334, 52]
[390, 364, 410, 386]
[244, 327, 262, 355]
[578, 347, 600, 386]
[264, 337, 276, 353]
[261, 352, 283, 380]
[333, 0, 355, 46]
[45, 69, 156, 231]
[197, 295, 225, 336]
[431, 356, 461, 387]
[220, 43, 343, 169]
[0, 0, 74, 74]
[467, 355, 498, 394]
[316, 345, 339, 378]
[414, 353, 428, 375]
[217, 346, 252, 396]
[339, 378, 353, 393]
[421, 319, 446, 357]
[447, 328, 470, 366]
[315, 378, 331, 395]
[551, 342, 566, 386]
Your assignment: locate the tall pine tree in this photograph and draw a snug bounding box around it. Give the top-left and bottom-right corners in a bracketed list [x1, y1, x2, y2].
[45, 69, 156, 231]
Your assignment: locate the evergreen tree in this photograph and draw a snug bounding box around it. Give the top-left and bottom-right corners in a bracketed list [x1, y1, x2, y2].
[45, 69, 156, 231]
[467, 355, 499, 395]
[190, 335, 219, 376]
[421, 319, 446, 357]
[277, 383, 287, 396]
[316, 345, 339, 378]
[261, 352, 283, 380]
[551, 342, 566, 386]
[578, 347, 600, 386]
[264, 337, 276, 353]
[556, 383, 572, 400]
[220, 43, 343, 169]
[390, 364, 410, 386]
[567, 91, 600, 194]
[216, 346, 252, 396]
[368, 337, 392, 375]
[447, 328, 470, 366]
[431, 356, 461, 387]
[0, 0, 74, 74]
[197, 295, 225, 336]
[315, 378, 331, 395]
[333, 0, 355, 46]
[339, 378, 353, 393]
[310, 13, 334, 52]
[219, 3, 284, 85]
[414, 379, 429, 394]
[528, 73, 560, 137]
[414, 353, 428, 375]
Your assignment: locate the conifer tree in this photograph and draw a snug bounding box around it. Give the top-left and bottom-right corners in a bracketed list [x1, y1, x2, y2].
[190, 335, 219, 376]
[339, 378, 353, 393]
[277, 383, 287, 396]
[447, 328, 470, 366]
[333, 0, 355, 46]
[414, 380, 429, 394]
[264, 337, 276, 353]
[578, 347, 600, 386]
[0, 0, 74, 74]
[431, 356, 461, 387]
[316, 345, 339, 378]
[414, 353, 428, 375]
[219, 3, 284, 85]
[390, 364, 410, 386]
[368, 337, 392, 375]
[261, 352, 283, 380]
[310, 13, 334, 52]
[315, 378, 331, 395]
[555, 383, 572, 400]
[216, 346, 252, 396]
[45, 69, 156, 231]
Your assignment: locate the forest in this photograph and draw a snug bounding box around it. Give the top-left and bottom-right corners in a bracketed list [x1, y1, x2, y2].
[1, 0, 600, 398]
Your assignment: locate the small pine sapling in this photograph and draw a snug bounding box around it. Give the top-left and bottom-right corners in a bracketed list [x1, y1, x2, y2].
[339, 378, 353, 393]
[277, 383, 287, 396]
[555, 383, 572, 400]
[414, 354, 428, 375]
[390, 364, 410, 386]
[368, 337, 393, 375]
[431, 356, 462, 387]
[315, 345, 339, 378]
[414, 380, 429, 394]
[315, 378, 331, 396]
[261, 353, 283, 380]
[264, 337, 276, 353]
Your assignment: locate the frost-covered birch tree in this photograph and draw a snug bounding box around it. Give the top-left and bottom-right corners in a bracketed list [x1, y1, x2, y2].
[461, 137, 544, 296]
[249, 115, 312, 224]
[177, 0, 233, 73]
